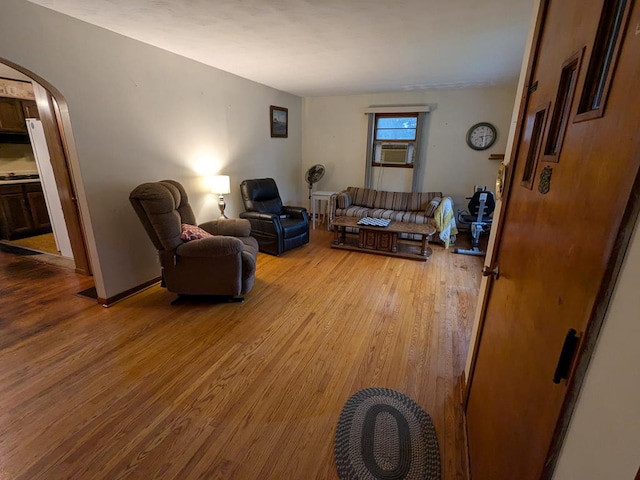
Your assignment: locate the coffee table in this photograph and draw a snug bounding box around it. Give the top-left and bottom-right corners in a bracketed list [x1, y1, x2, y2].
[331, 216, 436, 261]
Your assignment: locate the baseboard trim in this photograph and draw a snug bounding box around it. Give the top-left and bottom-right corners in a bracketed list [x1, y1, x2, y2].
[97, 276, 161, 307]
[75, 266, 90, 275]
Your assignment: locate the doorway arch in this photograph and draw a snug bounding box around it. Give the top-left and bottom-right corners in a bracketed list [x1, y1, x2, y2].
[0, 57, 97, 284]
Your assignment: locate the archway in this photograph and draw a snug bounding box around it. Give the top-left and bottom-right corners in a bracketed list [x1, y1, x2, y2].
[0, 58, 94, 279]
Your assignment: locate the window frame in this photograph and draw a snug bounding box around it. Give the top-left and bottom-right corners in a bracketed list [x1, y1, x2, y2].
[574, 0, 632, 122]
[371, 112, 419, 168]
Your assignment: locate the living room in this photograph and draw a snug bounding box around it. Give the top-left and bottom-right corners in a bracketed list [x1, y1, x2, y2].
[1, 1, 639, 479]
[0, 0, 529, 302]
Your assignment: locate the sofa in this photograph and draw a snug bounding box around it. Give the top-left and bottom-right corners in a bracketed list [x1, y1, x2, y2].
[330, 186, 457, 246]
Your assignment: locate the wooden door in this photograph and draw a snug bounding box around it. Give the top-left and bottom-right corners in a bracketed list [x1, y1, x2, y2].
[466, 0, 640, 479]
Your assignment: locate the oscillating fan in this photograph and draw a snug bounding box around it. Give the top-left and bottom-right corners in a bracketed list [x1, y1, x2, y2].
[305, 164, 325, 199]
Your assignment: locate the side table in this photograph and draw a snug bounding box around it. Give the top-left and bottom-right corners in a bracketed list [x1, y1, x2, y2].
[311, 191, 336, 230]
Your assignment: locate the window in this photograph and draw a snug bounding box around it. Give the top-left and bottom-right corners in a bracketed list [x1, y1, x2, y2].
[371, 113, 418, 167]
[543, 49, 583, 162]
[575, 0, 631, 121]
[521, 103, 549, 189]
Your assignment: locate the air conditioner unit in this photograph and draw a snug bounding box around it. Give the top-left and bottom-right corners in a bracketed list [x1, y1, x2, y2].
[380, 144, 408, 164]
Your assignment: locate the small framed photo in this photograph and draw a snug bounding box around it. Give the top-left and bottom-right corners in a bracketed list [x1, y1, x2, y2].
[270, 105, 288, 138]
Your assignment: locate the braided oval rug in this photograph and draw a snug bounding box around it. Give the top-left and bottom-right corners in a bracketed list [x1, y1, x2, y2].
[334, 388, 441, 480]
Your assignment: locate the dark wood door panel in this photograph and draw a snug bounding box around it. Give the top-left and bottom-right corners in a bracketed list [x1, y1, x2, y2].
[26, 190, 52, 232]
[0, 192, 32, 237]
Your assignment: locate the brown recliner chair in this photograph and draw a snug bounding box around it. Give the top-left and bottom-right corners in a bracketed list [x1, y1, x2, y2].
[129, 180, 258, 301]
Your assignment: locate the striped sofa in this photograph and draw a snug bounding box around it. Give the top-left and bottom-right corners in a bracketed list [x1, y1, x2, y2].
[330, 187, 443, 240]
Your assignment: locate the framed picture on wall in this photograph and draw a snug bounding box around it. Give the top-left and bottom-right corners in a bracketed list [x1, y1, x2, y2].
[270, 105, 288, 138]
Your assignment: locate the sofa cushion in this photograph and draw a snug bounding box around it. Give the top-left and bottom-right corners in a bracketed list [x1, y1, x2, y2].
[335, 206, 370, 218]
[373, 190, 409, 211]
[367, 209, 402, 221]
[347, 187, 376, 208]
[407, 192, 442, 212]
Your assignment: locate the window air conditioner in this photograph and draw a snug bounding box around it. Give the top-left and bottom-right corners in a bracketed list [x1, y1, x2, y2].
[380, 144, 408, 164]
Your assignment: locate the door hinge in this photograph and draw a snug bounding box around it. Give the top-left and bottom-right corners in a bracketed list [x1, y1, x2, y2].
[528, 81, 539, 93]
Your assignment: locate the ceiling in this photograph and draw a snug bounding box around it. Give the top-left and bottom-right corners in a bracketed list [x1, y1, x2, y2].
[25, 0, 534, 97]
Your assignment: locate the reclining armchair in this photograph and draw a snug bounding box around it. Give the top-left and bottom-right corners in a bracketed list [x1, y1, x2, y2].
[129, 180, 258, 300]
[454, 188, 495, 257]
[239, 178, 309, 256]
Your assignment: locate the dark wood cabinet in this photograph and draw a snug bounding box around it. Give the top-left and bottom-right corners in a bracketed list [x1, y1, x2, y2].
[0, 98, 27, 133]
[26, 185, 50, 230]
[0, 185, 32, 237]
[0, 183, 52, 239]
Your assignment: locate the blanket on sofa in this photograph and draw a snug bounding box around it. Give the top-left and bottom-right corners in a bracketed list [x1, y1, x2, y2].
[433, 196, 458, 248]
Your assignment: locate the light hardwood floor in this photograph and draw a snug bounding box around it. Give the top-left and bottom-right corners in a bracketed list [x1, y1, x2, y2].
[6, 232, 59, 255]
[0, 227, 482, 479]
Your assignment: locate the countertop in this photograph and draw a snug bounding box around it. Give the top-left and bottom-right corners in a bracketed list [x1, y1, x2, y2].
[0, 173, 40, 185]
[0, 178, 41, 185]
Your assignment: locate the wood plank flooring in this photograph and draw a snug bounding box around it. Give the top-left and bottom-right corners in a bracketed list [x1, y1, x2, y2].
[0, 228, 482, 479]
[5, 232, 59, 255]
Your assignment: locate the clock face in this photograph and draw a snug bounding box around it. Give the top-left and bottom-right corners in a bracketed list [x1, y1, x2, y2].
[467, 122, 497, 150]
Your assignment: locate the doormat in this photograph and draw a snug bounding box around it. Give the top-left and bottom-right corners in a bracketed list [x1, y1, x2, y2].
[0, 242, 39, 256]
[76, 286, 98, 300]
[335, 387, 441, 480]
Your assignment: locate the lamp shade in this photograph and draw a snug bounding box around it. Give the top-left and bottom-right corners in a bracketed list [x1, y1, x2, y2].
[209, 175, 231, 195]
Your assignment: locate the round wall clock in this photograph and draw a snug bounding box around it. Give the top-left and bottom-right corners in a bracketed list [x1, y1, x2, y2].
[466, 122, 497, 150]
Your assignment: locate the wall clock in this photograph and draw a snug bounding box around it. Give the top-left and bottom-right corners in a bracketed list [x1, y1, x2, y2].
[466, 122, 497, 150]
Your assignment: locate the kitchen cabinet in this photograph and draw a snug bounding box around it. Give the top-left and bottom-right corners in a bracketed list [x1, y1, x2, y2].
[0, 182, 52, 240]
[0, 98, 27, 133]
[26, 184, 50, 231]
[0, 185, 32, 238]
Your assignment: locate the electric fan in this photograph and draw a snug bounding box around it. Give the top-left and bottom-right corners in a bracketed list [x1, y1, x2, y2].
[305, 164, 325, 199]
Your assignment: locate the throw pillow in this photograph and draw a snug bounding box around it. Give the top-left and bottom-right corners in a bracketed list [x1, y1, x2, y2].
[425, 197, 441, 217]
[180, 224, 213, 242]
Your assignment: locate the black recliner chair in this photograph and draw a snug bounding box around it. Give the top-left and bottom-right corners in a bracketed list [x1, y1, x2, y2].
[239, 178, 309, 256]
[454, 188, 495, 256]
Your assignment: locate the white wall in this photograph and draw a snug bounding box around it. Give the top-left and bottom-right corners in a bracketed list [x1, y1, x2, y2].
[553, 216, 640, 479]
[302, 86, 516, 208]
[0, 0, 302, 299]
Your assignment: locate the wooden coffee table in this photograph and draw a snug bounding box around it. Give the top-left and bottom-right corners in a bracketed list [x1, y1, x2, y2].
[331, 216, 436, 261]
